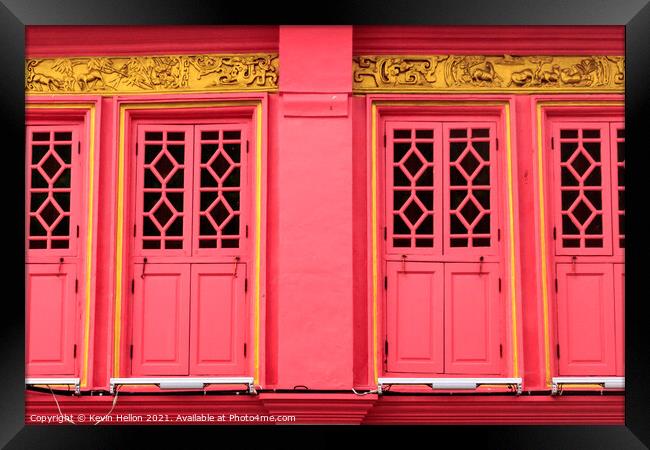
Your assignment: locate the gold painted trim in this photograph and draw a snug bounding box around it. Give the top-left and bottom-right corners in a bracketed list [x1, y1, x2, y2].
[354, 55, 624, 93]
[26, 54, 278, 95]
[112, 101, 263, 381]
[535, 100, 624, 387]
[371, 100, 520, 382]
[26, 102, 96, 388]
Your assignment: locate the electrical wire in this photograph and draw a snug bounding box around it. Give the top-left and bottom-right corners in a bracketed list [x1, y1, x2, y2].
[352, 388, 379, 396]
[49, 386, 76, 425]
[94, 386, 119, 425]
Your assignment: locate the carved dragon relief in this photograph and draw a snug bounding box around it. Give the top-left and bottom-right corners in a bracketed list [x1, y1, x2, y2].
[25, 54, 279, 94]
[353, 55, 624, 91]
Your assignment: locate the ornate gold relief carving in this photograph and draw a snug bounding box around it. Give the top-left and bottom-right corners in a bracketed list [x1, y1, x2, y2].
[353, 55, 624, 92]
[25, 54, 279, 94]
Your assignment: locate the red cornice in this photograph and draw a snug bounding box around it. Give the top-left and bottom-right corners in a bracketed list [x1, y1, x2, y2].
[353, 25, 625, 55]
[25, 26, 624, 58]
[25, 391, 624, 425]
[25, 26, 280, 58]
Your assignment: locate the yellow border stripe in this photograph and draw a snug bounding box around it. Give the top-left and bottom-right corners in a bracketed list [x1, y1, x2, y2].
[112, 100, 262, 378]
[82, 107, 95, 387]
[504, 104, 519, 377]
[371, 104, 379, 383]
[536, 104, 552, 386]
[254, 104, 262, 385]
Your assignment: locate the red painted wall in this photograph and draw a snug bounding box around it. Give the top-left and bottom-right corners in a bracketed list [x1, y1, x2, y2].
[24, 25, 625, 423]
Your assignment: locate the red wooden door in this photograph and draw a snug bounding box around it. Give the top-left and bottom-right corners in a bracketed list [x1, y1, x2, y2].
[25, 264, 78, 376]
[26, 124, 84, 377]
[555, 263, 616, 376]
[129, 121, 251, 377]
[131, 264, 191, 376]
[385, 261, 444, 374]
[190, 264, 246, 375]
[444, 263, 501, 374]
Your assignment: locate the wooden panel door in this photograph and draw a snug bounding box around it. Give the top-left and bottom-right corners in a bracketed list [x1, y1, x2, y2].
[190, 264, 247, 375]
[444, 262, 502, 375]
[614, 263, 624, 376]
[131, 264, 190, 376]
[556, 263, 616, 375]
[385, 261, 444, 374]
[26, 264, 78, 376]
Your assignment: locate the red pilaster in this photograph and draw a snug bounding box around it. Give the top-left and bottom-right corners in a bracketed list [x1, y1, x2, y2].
[269, 26, 354, 388]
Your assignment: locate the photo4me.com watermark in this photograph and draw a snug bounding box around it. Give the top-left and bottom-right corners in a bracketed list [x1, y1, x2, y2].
[27, 413, 297, 424]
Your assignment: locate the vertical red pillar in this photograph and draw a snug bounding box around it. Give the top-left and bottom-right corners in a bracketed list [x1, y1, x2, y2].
[270, 26, 353, 388]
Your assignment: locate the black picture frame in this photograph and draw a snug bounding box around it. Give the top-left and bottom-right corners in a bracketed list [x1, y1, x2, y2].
[1, 1, 648, 448]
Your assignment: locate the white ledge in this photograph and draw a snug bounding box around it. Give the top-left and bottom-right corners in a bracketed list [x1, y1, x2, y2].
[25, 377, 80, 394]
[551, 376, 625, 394]
[109, 377, 255, 394]
[377, 377, 523, 394]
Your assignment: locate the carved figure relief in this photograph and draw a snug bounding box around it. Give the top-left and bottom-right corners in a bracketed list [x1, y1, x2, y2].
[353, 55, 624, 92]
[25, 54, 279, 94]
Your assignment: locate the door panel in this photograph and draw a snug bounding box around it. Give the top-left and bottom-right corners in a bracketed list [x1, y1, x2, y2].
[131, 264, 190, 376]
[385, 261, 444, 374]
[26, 264, 77, 376]
[190, 264, 246, 375]
[556, 263, 616, 375]
[614, 263, 624, 375]
[445, 263, 501, 375]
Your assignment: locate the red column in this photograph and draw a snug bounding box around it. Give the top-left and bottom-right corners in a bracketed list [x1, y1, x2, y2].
[268, 26, 353, 388]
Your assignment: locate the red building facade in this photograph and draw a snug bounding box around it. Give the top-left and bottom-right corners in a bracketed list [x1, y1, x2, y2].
[24, 25, 625, 424]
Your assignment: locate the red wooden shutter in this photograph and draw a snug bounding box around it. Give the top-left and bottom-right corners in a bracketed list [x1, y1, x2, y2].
[444, 263, 501, 375]
[444, 123, 499, 256]
[384, 122, 442, 255]
[614, 263, 624, 376]
[610, 124, 624, 251]
[192, 125, 248, 256]
[555, 263, 616, 376]
[385, 261, 444, 374]
[26, 264, 77, 376]
[26, 126, 82, 257]
[552, 123, 613, 255]
[134, 125, 194, 256]
[189, 264, 247, 375]
[131, 264, 190, 376]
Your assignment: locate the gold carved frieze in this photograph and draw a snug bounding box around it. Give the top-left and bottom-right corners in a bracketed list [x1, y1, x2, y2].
[25, 54, 279, 94]
[353, 55, 624, 92]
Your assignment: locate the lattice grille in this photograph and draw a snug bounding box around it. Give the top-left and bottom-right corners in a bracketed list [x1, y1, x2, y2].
[197, 129, 242, 249]
[27, 130, 75, 250]
[390, 128, 435, 248]
[557, 128, 605, 249]
[614, 127, 624, 248]
[141, 131, 186, 250]
[448, 127, 492, 248]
